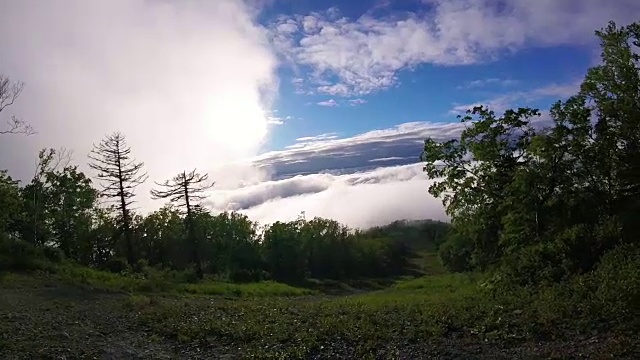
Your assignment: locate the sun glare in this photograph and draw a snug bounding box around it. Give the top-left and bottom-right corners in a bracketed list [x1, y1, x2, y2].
[202, 90, 269, 158]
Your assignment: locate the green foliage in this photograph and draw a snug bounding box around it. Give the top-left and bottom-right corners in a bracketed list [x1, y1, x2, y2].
[104, 257, 131, 274]
[42, 246, 65, 263]
[1, 150, 415, 285]
[437, 230, 472, 272]
[586, 242, 640, 324]
[423, 21, 640, 283]
[360, 219, 451, 252]
[0, 234, 46, 272]
[0, 170, 21, 233]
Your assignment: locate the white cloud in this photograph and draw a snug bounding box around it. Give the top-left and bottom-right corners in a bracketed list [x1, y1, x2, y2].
[369, 156, 409, 162]
[0, 0, 278, 212]
[267, 117, 284, 125]
[349, 98, 367, 106]
[317, 99, 338, 107]
[254, 121, 468, 179]
[457, 78, 519, 90]
[271, 0, 640, 96]
[317, 84, 351, 96]
[450, 80, 582, 114]
[294, 133, 340, 143]
[207, 163, 447, 229]
[266, 113, 294, 126]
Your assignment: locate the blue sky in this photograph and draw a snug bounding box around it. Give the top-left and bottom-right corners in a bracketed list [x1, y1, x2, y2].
[262, 0, 601, 152]
[2, 0, 639, 227]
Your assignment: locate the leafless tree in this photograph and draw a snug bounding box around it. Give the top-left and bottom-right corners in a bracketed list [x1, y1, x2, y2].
[151, 169, 214, 276]
[89, 132, 147, 264]
[0, 75, 34, 135]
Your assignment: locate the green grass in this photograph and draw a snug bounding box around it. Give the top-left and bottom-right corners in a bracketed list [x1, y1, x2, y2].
[3, 245, 638, 358]
[125, 268, 638, 358]
[392, 272, 481, 291]
[413, 251, 447, 275]
[131, 274, 492, 358]
[2, 264, 637, 358]
[3, 263, 314, 298]
[51, 264, 149, 292]
[180, 281, 315, 297]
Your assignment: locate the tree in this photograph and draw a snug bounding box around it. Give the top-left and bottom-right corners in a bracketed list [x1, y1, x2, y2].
[150, 169, 214, 277]
[580, 21, 640, 243]
[89, 132, 147, 264]
[194, 211, 263, 281]
[422, 106, 541, 270]
[0, 75, 34, 135]
[421, 21, 640, 284]
[0, 170, 22, 234]
[20, 148, 74, 246]
[45, 166, 98, 261]
[262, 220, 307, 282]
[135, 205, 184, 269]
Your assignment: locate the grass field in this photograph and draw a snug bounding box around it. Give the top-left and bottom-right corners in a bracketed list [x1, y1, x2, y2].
[1, 260, 637, 359]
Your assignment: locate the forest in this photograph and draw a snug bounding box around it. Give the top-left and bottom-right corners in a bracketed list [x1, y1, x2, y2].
[0, 21, 639, 359]
[0, 137, 426, 282]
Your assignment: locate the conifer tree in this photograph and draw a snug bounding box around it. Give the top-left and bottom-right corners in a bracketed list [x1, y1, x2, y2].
[89, 132, 147, 264]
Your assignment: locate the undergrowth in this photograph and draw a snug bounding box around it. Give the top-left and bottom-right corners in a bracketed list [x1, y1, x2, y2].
[126, 246, 639, 358]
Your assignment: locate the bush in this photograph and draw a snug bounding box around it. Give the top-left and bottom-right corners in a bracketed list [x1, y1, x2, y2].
[176, 267, 200, 284]
[104, 257, 131, 274]
[133, 258, 149, 273]
[438, 232, 472, 273]
[43, 246, 65, 263]
[0, 235, 45, 272]
[497, 242, 571, 286]
[230, 268, 266, 283]
[586, 242, 640, 324]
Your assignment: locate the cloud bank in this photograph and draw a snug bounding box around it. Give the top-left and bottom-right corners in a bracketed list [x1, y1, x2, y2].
[205, 120, 467, 227]
[253, 121, 467, 179]
[207, 163, 447, 229]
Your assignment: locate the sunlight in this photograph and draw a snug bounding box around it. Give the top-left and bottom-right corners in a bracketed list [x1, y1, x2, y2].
[201, 89, 269, 159]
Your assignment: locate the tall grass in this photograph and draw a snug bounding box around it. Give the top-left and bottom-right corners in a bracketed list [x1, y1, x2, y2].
[180, 281, 314, 297]
[25, 262, 314, 297]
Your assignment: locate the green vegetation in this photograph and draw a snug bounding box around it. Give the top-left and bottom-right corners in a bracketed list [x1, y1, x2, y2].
[424, 21, 640, 286]
[1, 21, 639, 359]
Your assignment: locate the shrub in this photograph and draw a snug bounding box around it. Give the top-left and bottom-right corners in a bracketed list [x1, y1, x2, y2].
[497, 242, 570, 286]
[104, 257, 131, 274]
[0, 235, 45, 271]
[176, 267, 200, 284]
[43, 246, 65, 263]
[587, 242, 640, 324]
[133, 258, 149, 273]
[438, 232, 472, 273]
[230, 268, 265, 283]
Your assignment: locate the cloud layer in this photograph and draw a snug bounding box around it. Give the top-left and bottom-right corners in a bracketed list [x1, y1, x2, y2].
[0, 0, 278, 210]
[254, 121, 467, 179]
[208, 163, 447, 229]
[271, 0, 640, 96]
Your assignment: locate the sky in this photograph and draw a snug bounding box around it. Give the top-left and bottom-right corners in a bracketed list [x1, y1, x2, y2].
[1, 0, 639, 229]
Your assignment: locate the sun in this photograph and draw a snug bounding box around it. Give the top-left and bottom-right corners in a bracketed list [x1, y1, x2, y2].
[202, 88, 270, 159]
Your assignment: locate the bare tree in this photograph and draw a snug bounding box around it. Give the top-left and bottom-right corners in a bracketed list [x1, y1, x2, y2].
[0, 75, 34, 135]
[89, 132, 147, 264]
[151, 169, 214, 276]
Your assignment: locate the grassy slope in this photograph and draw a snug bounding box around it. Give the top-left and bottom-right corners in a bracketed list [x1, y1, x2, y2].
[1, 267, 637, 359]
